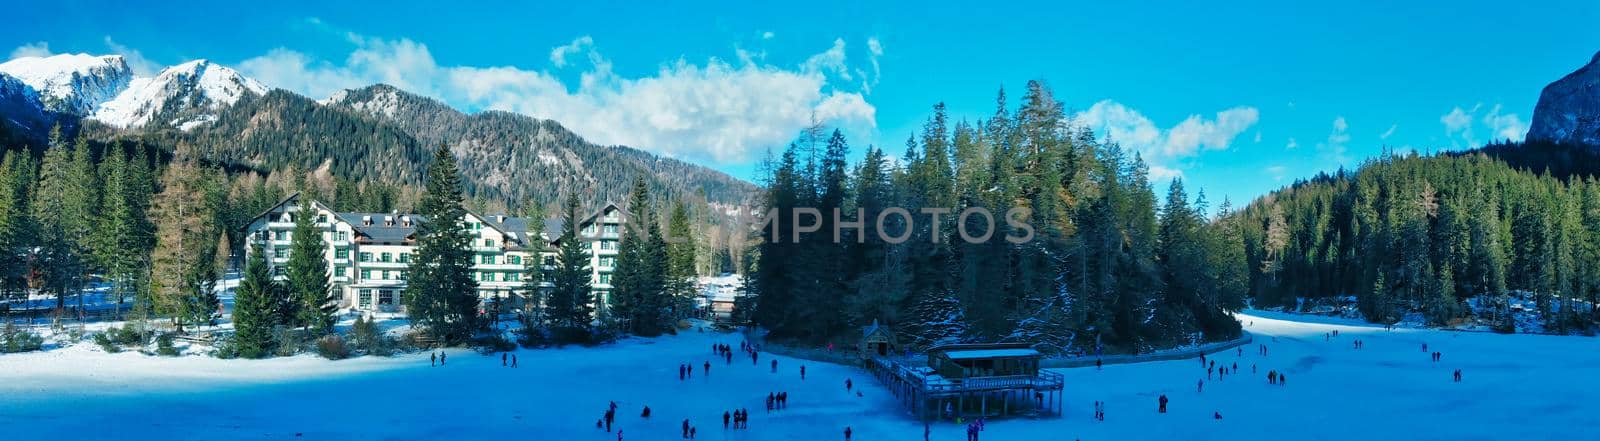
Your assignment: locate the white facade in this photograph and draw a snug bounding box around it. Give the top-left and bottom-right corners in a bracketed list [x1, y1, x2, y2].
[241, 194, 624, 315]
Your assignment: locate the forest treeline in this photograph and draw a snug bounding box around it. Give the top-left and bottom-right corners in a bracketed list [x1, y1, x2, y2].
[748, 81, 1250, 355]
[1236, 143, 1600, 333]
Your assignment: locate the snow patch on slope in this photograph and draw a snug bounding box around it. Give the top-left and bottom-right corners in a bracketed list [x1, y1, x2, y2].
[91, 59, 267, 129]
[0, 53, 131, 115]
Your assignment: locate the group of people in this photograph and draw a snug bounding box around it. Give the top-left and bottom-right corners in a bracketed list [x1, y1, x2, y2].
[713, 343, 735, 364]
[765, 392, 789, 412]
[963, 419, 985, 440]
[722, 409, 750, 430]
[678, 363, 696, 380]
[1267, 370, 1287, 386]
[1091, 400, 1106, 421]
[500, 352, 518, 368]
[681, 419, 697, 439]
[429, 351, 446, 366]
[596, 401, 620, 432]
[1352, 339, 1366, 349]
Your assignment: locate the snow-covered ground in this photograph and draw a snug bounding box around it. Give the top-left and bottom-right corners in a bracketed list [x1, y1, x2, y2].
[3, 312, 1597, 440]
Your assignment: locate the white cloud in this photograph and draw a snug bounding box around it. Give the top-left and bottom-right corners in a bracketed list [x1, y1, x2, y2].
[1074, 100, 1260, 178]
[863, 37, 883, 94]
[239, 33, 876, 164]
[1253, 131, 1261, 143]
[549, 36, 593, 68]
[1441, 103, 1524, 147]
[802, 38, 851, 81]
[1318, 116, 1351, 165]
[102, 36, 160, 76]
[1482, 104, 1527, 142]
[761, 31, 775, 40]
[9, 41, 52, 59]
[1265, 165, 1287, 181]
[1286, 138, 1298, 149]
[1379, 124, 1397, 140]
[1441, 106, 1473, 134]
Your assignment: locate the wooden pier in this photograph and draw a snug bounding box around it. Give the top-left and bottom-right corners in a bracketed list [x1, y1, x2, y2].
[866, 343, 1065, 422]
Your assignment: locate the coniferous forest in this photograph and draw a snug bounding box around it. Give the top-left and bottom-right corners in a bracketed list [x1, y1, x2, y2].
[749, 82, 1250, 355]
[1235, 140, 1600, 333]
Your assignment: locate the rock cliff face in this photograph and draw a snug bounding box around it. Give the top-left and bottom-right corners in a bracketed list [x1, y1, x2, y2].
[1528, 51, 1600, 145]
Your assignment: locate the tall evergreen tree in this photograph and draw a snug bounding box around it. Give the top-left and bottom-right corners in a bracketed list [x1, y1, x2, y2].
[286, 197, 335, 333]
[233, 244, 282, 358]
[33, 131, 97, 313]
[0, 151, 35, 305]
[402, 145, 481, 343]
[546, 193, 595, 335]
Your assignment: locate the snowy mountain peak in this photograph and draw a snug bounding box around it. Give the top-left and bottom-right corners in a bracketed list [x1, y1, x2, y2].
[91, 58, 269, 129]
[0, 53, 132, 115]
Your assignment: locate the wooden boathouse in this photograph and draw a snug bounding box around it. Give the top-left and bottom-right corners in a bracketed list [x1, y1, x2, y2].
[866, 343, 1065, 421]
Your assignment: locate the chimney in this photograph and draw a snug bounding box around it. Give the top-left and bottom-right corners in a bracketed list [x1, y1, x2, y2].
[496, 215, 506, 223]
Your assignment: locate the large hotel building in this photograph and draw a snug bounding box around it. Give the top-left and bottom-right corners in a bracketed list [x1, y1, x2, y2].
[241, 193, 623, 314]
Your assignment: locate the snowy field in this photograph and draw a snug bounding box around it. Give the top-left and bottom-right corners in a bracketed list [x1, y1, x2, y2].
[2, 312, 1597, 441]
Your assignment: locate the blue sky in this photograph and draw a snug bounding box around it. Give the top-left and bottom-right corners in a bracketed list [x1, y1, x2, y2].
[6, 0, 1599, 207]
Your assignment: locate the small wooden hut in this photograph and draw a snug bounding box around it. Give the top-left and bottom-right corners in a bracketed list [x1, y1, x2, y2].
[858, 320, 898, 359]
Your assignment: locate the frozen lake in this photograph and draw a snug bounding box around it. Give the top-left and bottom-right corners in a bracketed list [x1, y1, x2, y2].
[2, 312, 1596, 440]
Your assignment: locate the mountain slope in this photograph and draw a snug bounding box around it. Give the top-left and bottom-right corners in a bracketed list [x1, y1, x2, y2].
[0, 53, 131, 115]
[0, 53, 757, 214]
[138, 89, 431, 185]
[0, 71, 57, 138]
[94, 59, 267, 129]
[324, 84, 756, 206]
[1528, 51, 1600, 145]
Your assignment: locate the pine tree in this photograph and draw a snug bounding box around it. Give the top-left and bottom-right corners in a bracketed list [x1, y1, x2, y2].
[546, 193, 595, 335]
[0, 151, 35, 305]
[33, 131, 98, 313]
[92, 146, 145, 316]
[286, 197, 335, 333]
[665, 201, 697, 314]
[402, 145, 481, 343]
[233, 244, 282, 358]
[610, 179, 650, 334]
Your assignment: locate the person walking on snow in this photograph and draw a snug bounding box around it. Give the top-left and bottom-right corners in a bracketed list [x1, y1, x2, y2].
[431, 352, 436, 367]
[771, 359, 778, 373]
[705, 361, 711, 376]
[502, 353, 507, 366]
[846, 378, 853, 392]
[440, 352, 446, 365]
[1159, 394, 1168, 413]
[682, 419, 690, 439]
[844, 426, 853, 441]
[801, 364, 807, 380]
[1197, 379, 1204, 393]
[723, 411, 730, 429]
[679, 364, 686, 380]
[511, 354, 518, 368]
